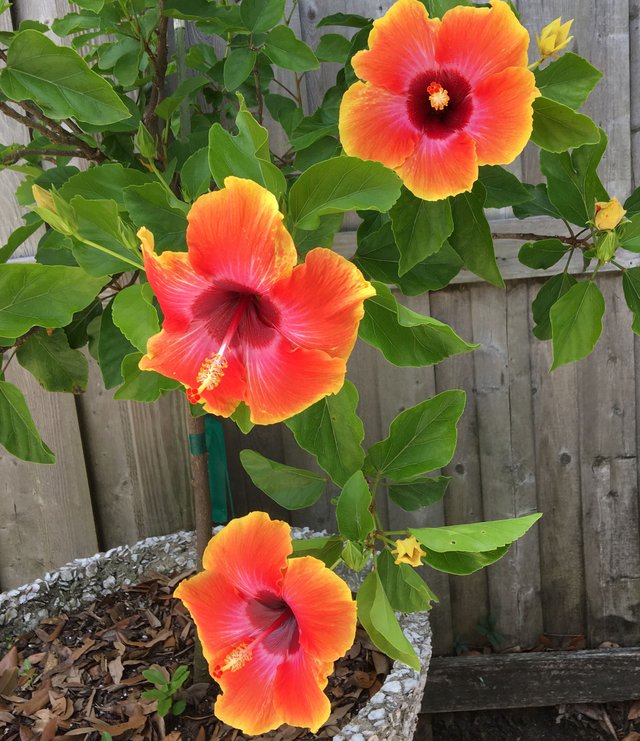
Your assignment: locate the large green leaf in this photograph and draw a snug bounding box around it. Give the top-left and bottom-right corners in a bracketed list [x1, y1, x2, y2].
[534, 53, 602, 111]
[285, 380, 365, 486]
[622, 267, 640, 334]
[478, 166, 532, 209]
[97, 299, 136, 388]
[16, 330, 88, 393]
[449, 185, 504, 287]
[59, 164, 152, 210]
[390, 189, 453, 275]
[290, 536, 343, 568]
[239, 449, 326, 510]
[411, 513, 541, 553]
[0, 30, 129, 124]
[223, 47, 256, 90]
[123, 183, 188, 253]
[365, 390, 465, 481]
[264, 26, 319, 72]
[377, 549, 437, 612]
[111, 283, 160, 353]
[287, 156, 402, 231]
[618, 214, 640, 251]
[113, 352, 180, 402]
[423, 545, 510, 575]
[531, 96, 600, 152]
[387, 475, 451, 511]
[518, 239, 569, 270]
[532, 272, 578, 340]
[550, 281, 605, 369]
[540, 130, 608, 227]
[512, 183, 562, 220]
[0, 264, 105, 339]
[335, 471, 375, 541]
[357, 572, 420, 670]
[180, 147, 211, 202]
[240, 0, 284, 32]
[359, 282, 477, 366]
[0, 379, 55, 463]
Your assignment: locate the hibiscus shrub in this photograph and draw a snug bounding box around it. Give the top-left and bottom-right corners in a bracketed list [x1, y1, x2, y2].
[0, 0, 632, 709]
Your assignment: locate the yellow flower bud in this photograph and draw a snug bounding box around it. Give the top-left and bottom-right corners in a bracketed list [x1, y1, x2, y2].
[32, 184, 55, 211]
[594, 198, 626, 231]
[536, 17, 574, 60]
[392, 536, 426, 568]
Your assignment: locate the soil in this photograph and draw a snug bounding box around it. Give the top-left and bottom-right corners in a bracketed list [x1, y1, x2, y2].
[0, 572, 391, 740]
[418, 702, 640, 740]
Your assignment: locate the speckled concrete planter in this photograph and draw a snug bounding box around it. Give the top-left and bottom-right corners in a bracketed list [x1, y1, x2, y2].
[0, 528, 431, 741]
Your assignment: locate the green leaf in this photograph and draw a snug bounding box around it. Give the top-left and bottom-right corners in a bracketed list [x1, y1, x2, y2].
[70, 196, 140, 275]
[290, 535, 343, 568]
[540, 131, 608, 227]
[387, 475, 451, 511]
[0, 380, 54, 463]
[0, 30, 130, 124]
[231, 402, 254, 434]
[172, 699, 187, 716]
[240, 0, 284, 32]
[365, 390, 465, 481]
[550, 281, 605, 369]
[518, 239, 569, 270]
[534, 53, 602, 111]
[357, 572, 420, 670]
[0, 220, 42, 264]
[423, 545, 510, 575]
[449, 185, 504, 287]
[288, 156, 402, 231]
[142, 668, 169, 688]
[264, 26, 319, 72]
[65, 298, 102, 349]
[426, 0, 470, 17]
[223, 47, 257, 90]
[315, 33, 352, 63]
[619, 214, 640, 251]
[292, 213, 343, 256]
[114, 352, 180, 402]
[155, 76, 209, 119]
[316, 12, 372, 28]
[111, 283, 160, 353]
[532, 272, 578, 341]
[0, 264, 104, 340]
[98, 299, 136, 389]
[622, 267, 640, 334]
[16, 330, 88, 393]
[478, 166, 532, 209]
[624, 188, 640, 216]
[336, 471, 375, 541]
[411, 513, 541, 553]
[512, 183, 562, 220]
[359, 282, 477, 367]
[377, 549, 437, 612]
[239, 449, 325, 510]
[157, 697, 172, 717]
[390, 189, 453, 275]
[531, 96, 600, 152]
[181, 147, 211, 202]
[123, 183, 188, 253]
[341, 541, 369, 571]
[59, 164, 152, 210]
[285, 380, 365, 486]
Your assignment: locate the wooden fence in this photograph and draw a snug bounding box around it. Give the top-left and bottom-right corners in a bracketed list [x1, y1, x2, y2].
[1, 0, 640, 657]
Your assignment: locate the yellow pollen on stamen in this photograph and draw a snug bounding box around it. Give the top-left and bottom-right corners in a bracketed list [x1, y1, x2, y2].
[196, 352, 228, 394]
[220, 642, 252, 673]
[427, 81, 450, 111]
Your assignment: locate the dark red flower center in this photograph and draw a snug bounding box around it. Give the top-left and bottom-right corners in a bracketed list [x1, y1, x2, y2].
[407, 69, 473, 139]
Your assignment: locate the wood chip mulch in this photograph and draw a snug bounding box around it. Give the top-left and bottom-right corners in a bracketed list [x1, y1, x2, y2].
[0, 573, 390, 741]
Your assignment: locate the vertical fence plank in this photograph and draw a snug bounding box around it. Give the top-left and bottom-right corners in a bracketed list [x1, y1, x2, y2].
[578, 276, 640, 645]
[528, 282, 586, 636]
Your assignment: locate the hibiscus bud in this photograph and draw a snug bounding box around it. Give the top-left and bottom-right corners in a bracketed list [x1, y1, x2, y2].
[536, 17, 573, 59]
[32, 184, 76, 237]
[594, 198, 626, 231]
[392, 535, 426, 568]
[594, 231, 619, 264]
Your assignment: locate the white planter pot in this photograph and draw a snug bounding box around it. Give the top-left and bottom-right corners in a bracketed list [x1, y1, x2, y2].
[0, 528, 431, 741]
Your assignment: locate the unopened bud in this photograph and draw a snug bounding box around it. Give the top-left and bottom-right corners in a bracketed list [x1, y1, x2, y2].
[594, 198, 626, 231]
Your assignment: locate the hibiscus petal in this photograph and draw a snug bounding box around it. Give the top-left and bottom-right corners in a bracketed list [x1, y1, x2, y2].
[396, 132, 478, 201]
[139, 227, 212, 333]
[270, 248, 375, 360]
[201, 512, 292, 596]
[214, 641, 284, 736]
[339, 82, 420, 170]
[436, 0, 530, 85]
[140, 326, 245, 418]
[186, 177, 297, 293]
[274, 648, 332, 733]
[281, 556, 357, 663]
[243, 335, 346, 425]
[352, 0, 440, 95]
[466, 66, 539, 165]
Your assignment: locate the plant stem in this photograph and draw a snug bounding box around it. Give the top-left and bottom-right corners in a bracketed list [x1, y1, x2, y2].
[0, 147, 81, 165]
[491, 231, 589, 248]
[143, 0, 169, 161]
[76, 236, 144, 270]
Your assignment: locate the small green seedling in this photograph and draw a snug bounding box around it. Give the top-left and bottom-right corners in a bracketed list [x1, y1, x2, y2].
[476, 614, 504, 650]
[141, 665, 190, 717]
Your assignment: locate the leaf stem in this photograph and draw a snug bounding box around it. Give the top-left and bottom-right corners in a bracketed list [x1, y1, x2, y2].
[491, 231, 589, 248]
[75, 236, 144, 270]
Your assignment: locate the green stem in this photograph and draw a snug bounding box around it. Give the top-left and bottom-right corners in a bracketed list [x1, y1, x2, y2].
[285, 0, 299, 26]
[76, 236, 143, 270]
[611, 259, 626, 271]
[563, 246, 576, 274]
[148, 160, 177, 199]
[590, 262, 602, 281]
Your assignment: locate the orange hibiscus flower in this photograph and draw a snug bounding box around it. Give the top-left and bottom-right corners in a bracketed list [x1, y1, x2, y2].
[174, 512, 357, 735]
[339, 0, 539, 201]
[139, 177, 374, 424]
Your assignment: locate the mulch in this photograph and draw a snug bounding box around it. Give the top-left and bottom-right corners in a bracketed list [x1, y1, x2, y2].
[0, 572, 391, 740]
